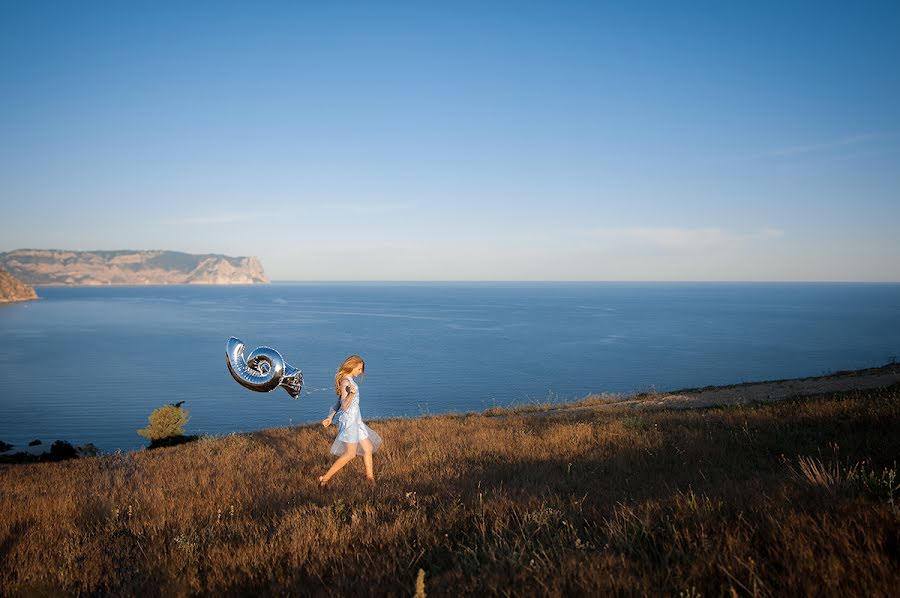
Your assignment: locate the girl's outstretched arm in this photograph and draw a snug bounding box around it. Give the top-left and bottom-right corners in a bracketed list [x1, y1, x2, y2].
[322, 397, 342, 427]
[322, 380, 349, 427]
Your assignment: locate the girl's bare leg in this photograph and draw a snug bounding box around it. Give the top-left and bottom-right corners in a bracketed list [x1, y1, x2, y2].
[321, 443, 358, 483]
[359, 438, 375, 480]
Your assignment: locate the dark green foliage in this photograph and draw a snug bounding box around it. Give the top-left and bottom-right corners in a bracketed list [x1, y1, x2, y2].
[78, 443, 99, 456]
[48, 440, 78, 461]
[852, 460, 899, 505]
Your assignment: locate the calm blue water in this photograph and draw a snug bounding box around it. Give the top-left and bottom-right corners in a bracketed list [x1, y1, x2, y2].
[1, 282, 898, 452]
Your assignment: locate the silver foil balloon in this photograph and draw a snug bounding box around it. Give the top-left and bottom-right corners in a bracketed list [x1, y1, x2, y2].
[226, 337, 303, 398]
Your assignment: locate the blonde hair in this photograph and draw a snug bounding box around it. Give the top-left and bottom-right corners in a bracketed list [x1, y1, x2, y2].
[334, 355, 365, 396]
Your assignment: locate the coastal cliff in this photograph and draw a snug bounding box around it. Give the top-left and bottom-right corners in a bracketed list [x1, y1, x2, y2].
[0, 268, 39, 302]
[0, 249, 269, 286]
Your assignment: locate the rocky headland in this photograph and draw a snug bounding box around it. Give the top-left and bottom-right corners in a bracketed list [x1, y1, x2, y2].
[0, 249, 268, 286]
[0, 267, 39, 302]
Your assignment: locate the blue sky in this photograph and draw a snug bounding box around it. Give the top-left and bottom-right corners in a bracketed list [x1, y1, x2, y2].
[1, 1, 898, 281]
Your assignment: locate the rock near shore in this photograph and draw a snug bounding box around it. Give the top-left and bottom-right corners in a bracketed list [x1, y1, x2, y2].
[0, 268, 39, 303]
[0, 249, 269, 286]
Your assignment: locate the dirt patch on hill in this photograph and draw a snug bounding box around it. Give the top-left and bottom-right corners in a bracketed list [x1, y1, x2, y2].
[544, 363, 900, 416]
[628, 363, 900, 410]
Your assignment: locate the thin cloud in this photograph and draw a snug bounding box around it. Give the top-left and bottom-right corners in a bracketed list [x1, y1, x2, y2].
[326, 200, 419, 214]
[624, 227, 732, 250]
[585, 226, 784, 250]
[753, 133, 878, 158]
[176, 214, 249, 225]
[755, 227, 785, 240]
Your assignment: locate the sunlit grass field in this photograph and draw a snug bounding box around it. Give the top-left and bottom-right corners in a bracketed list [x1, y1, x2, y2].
[1, 385, 898, 596]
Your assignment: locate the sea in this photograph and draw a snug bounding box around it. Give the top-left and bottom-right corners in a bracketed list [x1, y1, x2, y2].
[1, 282, 898, 453]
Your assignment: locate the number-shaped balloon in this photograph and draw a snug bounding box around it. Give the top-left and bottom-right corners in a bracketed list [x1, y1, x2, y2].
[226, 337, 303, 398]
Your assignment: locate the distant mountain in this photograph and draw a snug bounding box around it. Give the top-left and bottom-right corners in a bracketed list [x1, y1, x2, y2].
[0, 250, 269, 286]
[0, 268, 39, 302]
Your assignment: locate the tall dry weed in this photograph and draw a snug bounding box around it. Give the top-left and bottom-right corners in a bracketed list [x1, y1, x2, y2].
[789, 455, 859, 491]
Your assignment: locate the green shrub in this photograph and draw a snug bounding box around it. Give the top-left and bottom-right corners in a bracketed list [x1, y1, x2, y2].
[138, 403, 190, 443]
[48, 440, 78, 461]
[851, 460, 898, 506]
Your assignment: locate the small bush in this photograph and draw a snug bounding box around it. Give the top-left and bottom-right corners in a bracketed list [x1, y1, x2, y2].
[138, 403, 190, 443]
[851, 460, 899, 506]
[623, 417, 651, 430]
[77, 443, 99, 457]
[48, 440, 78, 461]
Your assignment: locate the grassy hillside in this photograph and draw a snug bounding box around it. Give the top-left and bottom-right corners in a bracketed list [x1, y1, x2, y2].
[1, 385, 898, 596]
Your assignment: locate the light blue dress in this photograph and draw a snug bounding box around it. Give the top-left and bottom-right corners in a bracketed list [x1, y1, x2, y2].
[331, 377, 382, 456]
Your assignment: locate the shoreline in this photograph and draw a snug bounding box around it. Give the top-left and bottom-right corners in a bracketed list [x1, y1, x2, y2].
[0, 296, 40, 304]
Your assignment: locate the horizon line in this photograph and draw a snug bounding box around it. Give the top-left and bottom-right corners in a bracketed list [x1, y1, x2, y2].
[269, 279, 900, 284]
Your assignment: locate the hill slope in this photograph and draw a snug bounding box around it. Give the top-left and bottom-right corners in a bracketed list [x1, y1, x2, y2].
[1, 366, 897, 596]
[0, 249, 268, 285]
[0, 268, 38, 303]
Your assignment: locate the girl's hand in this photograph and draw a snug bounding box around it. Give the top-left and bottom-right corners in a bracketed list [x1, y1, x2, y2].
[321, 416, 332, 428]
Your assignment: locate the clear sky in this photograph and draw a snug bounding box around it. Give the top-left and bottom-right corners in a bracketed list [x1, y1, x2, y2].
[1, 1, 898, 281]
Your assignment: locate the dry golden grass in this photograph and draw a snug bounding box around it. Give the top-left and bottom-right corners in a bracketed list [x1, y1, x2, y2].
[1, 385, 898, 596]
